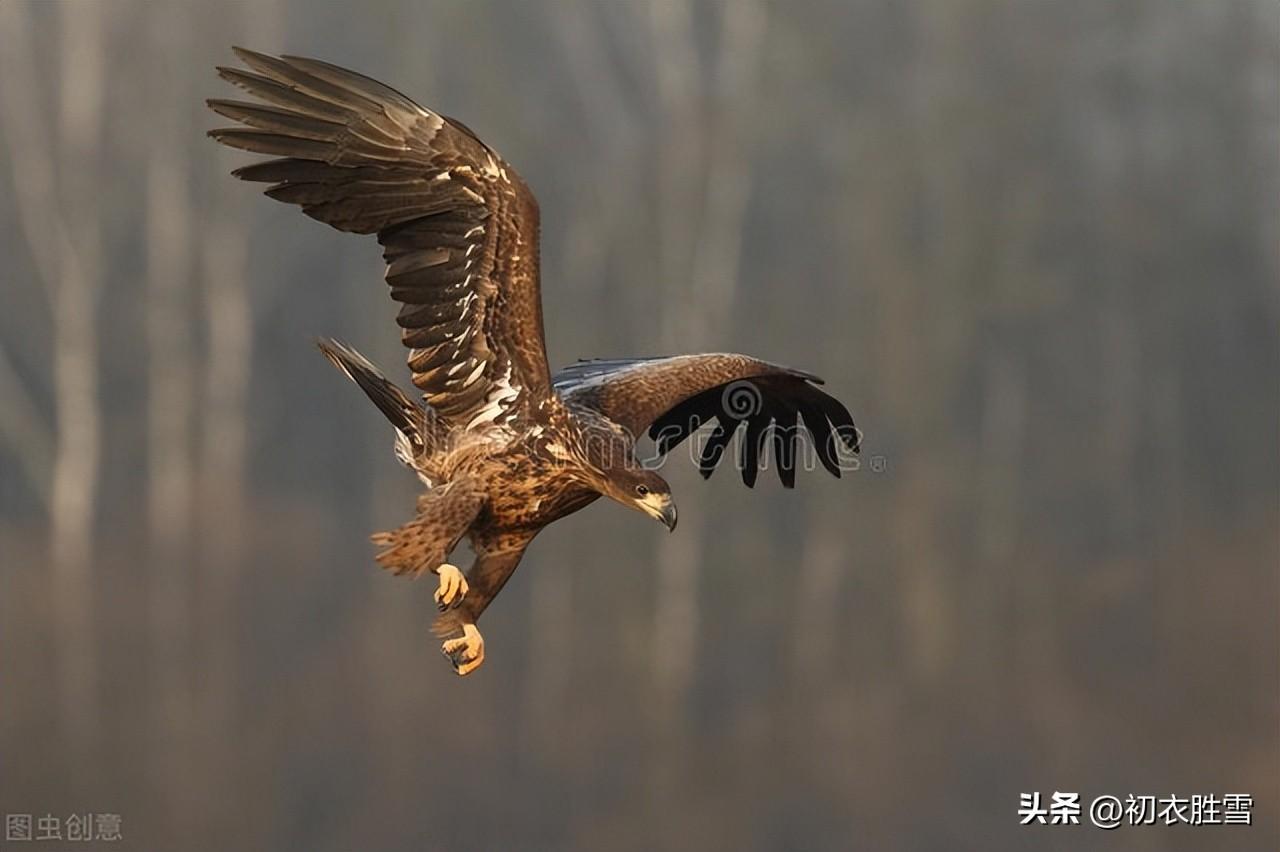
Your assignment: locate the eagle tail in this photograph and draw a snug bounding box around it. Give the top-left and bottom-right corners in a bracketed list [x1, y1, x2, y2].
[317, 338, 433, 454]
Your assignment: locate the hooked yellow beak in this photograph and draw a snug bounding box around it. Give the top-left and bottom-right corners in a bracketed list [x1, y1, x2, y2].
[639, 492, 678, 532]
[660, 501, 678, 532]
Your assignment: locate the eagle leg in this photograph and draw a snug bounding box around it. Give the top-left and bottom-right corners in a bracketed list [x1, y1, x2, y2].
[430, 535, 535, 676]
[433, 563, 469, 611]
[441, 622, 485, 676]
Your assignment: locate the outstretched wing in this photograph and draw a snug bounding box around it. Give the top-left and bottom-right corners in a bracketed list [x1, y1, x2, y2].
[208, 48, 550, 430]
[554, 355, 860, 488]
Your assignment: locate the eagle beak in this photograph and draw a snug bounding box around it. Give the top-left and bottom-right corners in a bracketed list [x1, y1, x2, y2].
[633, 491, 678, 531]
[660, 501, 678, 533]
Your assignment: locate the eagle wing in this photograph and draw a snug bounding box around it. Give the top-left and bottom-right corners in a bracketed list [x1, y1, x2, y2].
[208, 48, 550, 430]
[554, 355, 860, 488]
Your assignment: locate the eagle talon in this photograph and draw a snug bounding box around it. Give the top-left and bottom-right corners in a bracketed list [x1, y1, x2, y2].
[441, 623, 485, 676]
[433, 563, 469, 610]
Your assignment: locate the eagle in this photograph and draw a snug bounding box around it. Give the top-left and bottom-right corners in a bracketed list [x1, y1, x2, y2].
[208, 49, 859, 675]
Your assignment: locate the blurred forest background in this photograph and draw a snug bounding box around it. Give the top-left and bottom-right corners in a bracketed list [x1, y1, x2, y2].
[1, 1, 1276, 850]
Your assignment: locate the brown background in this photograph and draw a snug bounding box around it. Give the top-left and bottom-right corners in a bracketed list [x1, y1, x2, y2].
[0, 1, 1276, 850]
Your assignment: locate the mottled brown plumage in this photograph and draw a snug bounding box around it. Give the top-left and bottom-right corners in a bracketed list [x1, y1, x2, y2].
[209, 49, 859, 676]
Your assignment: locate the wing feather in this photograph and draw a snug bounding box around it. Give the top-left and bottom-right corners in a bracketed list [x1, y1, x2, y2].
[554, 354, 859, 487]
[741, 417, 765, 488]
[773, 405, 798, 489]
[209, 48, 550, 429]
[698, 420, 738, 479]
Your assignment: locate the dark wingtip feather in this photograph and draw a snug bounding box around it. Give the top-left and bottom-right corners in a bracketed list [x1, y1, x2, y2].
[741, 420, 764, 488]
[818, 393, 860, 453]
[697, 421, 736, 480]
[772, 411, 798, 489]
[797, 401, 841, 478]
[774, 431, 796, 488]
[844, 422, 865, 450]
[778, 366, 824, 385]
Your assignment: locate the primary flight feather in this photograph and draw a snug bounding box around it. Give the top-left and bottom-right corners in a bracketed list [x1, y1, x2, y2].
[209, 48, 859, 676]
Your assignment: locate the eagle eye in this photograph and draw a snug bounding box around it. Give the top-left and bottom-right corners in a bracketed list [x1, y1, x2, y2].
[635, 484, 649, 496]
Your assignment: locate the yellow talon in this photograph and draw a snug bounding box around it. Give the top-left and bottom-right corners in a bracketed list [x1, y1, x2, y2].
[441, 623, 485, 676]
[433, 563, 469, 609]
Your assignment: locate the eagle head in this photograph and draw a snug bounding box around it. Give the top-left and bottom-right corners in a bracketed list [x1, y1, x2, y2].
[606, 468, 677, 532]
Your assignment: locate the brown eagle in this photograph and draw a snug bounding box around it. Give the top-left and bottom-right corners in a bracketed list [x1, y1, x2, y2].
[208, 49, 859, 675]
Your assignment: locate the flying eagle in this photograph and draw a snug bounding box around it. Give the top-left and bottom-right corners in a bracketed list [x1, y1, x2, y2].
[208, 49, 859, 676]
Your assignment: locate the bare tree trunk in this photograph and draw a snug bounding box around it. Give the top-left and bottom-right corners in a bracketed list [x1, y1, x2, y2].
[976, 349, 1027, 562]
[0, 0, 106, 753]
[791, 506, 845, 683]
[197, 0, 282, 743]
[649, 0, 766, 724]
[52, 1, 105, 753]
[147, 152, 195, 605]
[641, 7, 704, 838]
[0, 345, 53, 506]
[144, 5, 196, 819]
[645, 0, 701, 731]
[197, 213, 249, 711]
[522, 533, 573, 746]
[974, 345, 1027, 671]
[643, 1, 766, 845]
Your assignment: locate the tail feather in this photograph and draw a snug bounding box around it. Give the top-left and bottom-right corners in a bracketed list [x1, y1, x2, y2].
[317, 338, 432, 453]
